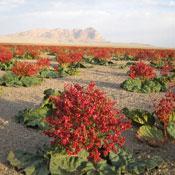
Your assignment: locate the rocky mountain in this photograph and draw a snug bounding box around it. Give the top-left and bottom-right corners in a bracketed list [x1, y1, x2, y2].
[0, 27, 105, 44]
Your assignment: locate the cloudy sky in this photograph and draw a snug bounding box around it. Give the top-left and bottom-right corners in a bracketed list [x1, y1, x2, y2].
[0, 0, 175, 47]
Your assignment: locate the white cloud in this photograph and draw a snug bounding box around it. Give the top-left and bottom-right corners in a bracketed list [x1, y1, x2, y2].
[0, 0, 25, 10]
[0, 0, 25, 5]
[121, 0, 175, 7]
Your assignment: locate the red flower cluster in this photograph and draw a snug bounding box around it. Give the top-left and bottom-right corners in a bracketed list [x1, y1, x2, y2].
[12, 62, 39, 77]
[129, 62, 156, 79]
[14, 47, 26, 57]
[160, 64, 173, 76]
[0, 47, 13, 63]
[155, 92, 175, 126]
[93, 49, 112, 60]
[15, 46, 39, 58]
[44, 82, 131, 162]
[57, 53, 83, 64]
[36, 58, 50, 70]
[135, 51, 155, 61]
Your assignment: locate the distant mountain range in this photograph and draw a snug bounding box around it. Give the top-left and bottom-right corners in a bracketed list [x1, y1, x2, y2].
[0, 27, 104, 43]
[0, 27, 156, 48]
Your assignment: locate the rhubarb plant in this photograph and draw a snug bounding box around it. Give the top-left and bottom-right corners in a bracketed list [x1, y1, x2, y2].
[121, 62, 171, 93]
[123, 92, 175, 146]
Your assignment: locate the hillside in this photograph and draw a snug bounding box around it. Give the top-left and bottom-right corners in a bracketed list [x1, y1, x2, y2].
[0, 27, 104, 43]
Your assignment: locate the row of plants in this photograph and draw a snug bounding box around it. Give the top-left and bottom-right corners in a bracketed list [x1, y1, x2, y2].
[1, 44, 175, 62]
[0, 47, 120, 87]
[1, 46, 174, 91]
[121, 62, 175, 93]
[0, 54, 87, 87]
[8, 82, 165, 175]
[0, 47, 115, 70]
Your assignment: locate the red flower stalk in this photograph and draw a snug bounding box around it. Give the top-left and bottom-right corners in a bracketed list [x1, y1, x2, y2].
[93, 49, 112, 60]
[57, 53, 83, 64]
[36, 58, 50, 70]
[44, 82, 131, 162]
[155, 92, 175, 126]
[160, 64, 173, 76]
[14, 48, 26, 56]
[12, 62, 39, 77]
[0, 48, 13, 63]
[129, 62, 156, 80]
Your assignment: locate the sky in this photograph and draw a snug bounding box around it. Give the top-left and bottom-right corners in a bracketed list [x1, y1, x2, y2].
[0, 0, 175, 47]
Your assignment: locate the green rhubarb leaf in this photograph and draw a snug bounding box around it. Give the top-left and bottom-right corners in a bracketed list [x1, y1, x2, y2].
[43, 88, 60, 100]
[49, 150, 86, 175]
[121, 78, 142, 92]
[21, 76, 43, 87]
[96, 160, 116, 175]
[80, 160, 116, 175]
[24, 107, 49, 129]
[122, 108, 155, 126]
[0, 72, 22, 87]
[39, 69, 59, 78]
[7, 150, 49, 175]
[136, 125, 164, 146]
[127, 156, 163, 174]
[142, 80, 161, 93]
[16, 106, 49, 129]
[169, 112, 175, 122]
[0, 87, 3, 96]
[167, 122, 175, 139]
[109, 149, 134, 174]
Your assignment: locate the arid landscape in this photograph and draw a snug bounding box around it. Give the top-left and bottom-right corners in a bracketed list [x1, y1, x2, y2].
[0, 0, 175, 175]
[0, 43, 175, 175]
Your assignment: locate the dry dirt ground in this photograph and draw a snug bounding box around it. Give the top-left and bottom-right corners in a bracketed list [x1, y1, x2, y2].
[0, 62, 175, 175]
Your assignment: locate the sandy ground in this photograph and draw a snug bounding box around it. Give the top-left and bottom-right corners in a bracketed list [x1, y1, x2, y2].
[0, 62, 175, 174]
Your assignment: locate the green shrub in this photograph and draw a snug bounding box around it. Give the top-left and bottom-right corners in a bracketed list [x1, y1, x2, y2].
[121, 78, 168, 93]
[0, 72, 43, 87]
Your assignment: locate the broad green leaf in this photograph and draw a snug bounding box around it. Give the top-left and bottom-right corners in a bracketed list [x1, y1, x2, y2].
[49, 151, 85, 175]
[0, 72, 43, 87]
[21, 76, 43, 87]
[169, 112, 175, 122]
[97, 160, 116, 175]
[109, 149, 134, 174]
[0, 60, 14, 71]
[15, 106, 50, 129]
[7, 150, 49, 175]
[150, 61, 164, 68]
[121, 78, 142, 92]
[0, 72, 22, 87]
[80, 160, 116, 175]
[167, 122, 175, 139]
[7, 151, 23, 169]
[122, 108, 155, 126]
[127, 156, 163, 174]
[142, 80, 161, 93]
[136, 125, 164, 146]
[0, 87, 3, 96]
[39, 69, 59, 78]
